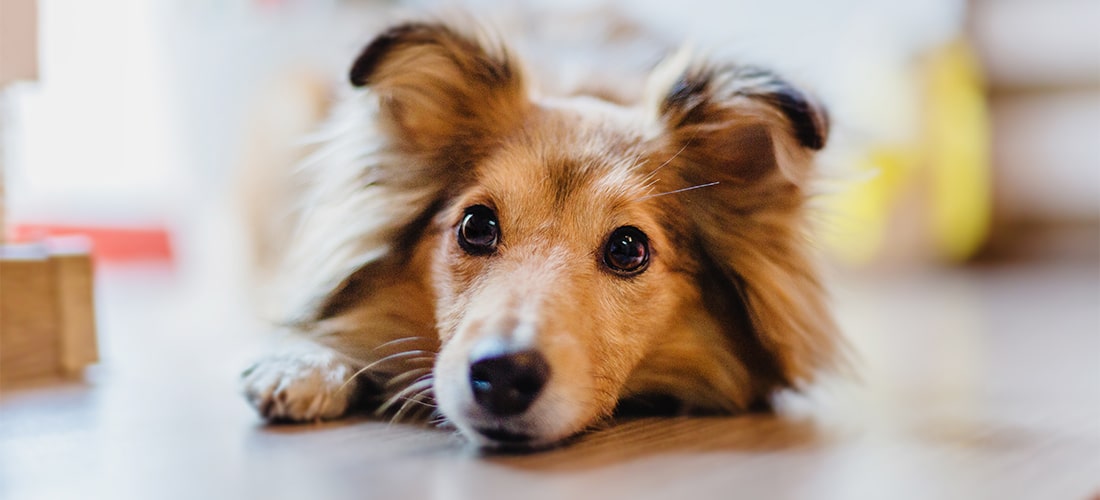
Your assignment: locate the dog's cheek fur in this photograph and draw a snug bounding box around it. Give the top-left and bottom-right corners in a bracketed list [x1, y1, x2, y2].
[576, 268, 676, 419]
[429, 219, 484, 345]
[533, 208, 698, 425]
[609, 197, 764, 413]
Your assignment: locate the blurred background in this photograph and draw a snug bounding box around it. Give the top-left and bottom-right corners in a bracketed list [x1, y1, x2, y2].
[2, 0, 1097, 270]
[0, 1, 1097, 498]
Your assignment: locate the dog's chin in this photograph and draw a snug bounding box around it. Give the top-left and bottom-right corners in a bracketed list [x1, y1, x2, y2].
[436, 382, 591, 451]
[445, 406, 585, 451]
[465, 425, 575, 452]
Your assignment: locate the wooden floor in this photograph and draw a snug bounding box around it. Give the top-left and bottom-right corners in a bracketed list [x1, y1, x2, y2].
[2, 254, 1098, 500]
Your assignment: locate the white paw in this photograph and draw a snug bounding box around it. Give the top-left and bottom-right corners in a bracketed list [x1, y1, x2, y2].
[240, 350, 361, 422]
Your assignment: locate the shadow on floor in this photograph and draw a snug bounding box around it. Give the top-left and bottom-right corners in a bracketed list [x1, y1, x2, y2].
[485, 414, 823, 471]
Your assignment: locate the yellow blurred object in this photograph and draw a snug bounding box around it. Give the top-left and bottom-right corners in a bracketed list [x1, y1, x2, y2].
[823, 147, 919, 263]
[824, 40, 991, 264]
[923, 41, 992, 261]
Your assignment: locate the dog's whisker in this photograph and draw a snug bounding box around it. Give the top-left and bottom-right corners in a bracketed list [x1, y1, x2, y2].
[634, 181, 720, 202]
[371, 336, 435, 353]
[336, 351, 436, 393]
[397, 404, 426, 424]
[636, 177, 661, 198]
[378, 378, 434, 416]
[379, 356, 436, 373]
[379, 366, 437, 422]
[384, 366, 434, 388]
[335, 364, 374, 394]
[392, 398, 422, 423]
[390, 385, 437, 423]
[643, 140, 691, 181]
[409, 388, 438, 408]
[409, 385, 438, 407]
[375, 349, 438, 364]
[410, 384, 436, 404]
[363, 350, 437, 371]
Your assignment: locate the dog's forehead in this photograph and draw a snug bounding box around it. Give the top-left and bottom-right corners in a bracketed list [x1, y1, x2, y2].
[494, 100, 652, 190]
[473, 103, 660, 231]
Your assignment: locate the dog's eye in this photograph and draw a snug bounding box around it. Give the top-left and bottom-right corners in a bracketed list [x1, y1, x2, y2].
[457, 205, 500, 255]
[603, 226, 649, 275]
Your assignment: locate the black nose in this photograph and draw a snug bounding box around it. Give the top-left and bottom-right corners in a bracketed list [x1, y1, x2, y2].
[469, 350, 550, 417]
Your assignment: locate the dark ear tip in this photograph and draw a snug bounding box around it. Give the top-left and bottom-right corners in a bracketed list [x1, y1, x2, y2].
[659, 62, 830, 151]
[810, 105, 830, 150]
[767, 85, 829, 150]
[349, 22, 443, 87]
[800, 98, 829, 151]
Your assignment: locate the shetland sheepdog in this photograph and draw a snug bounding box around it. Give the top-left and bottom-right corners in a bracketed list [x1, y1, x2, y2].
[240, 19, 839, 450]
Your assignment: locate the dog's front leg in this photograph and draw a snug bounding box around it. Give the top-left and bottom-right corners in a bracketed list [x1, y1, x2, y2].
[240, 339, 369, 422]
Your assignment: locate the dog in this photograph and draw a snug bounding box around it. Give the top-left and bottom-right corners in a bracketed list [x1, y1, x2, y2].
[240, 19, 840, 450]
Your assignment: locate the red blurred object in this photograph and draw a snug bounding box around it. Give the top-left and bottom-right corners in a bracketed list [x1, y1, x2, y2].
[9, 224, 174, 264]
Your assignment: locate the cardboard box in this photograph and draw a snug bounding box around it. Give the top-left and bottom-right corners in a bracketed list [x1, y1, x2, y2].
[0, 240, 98, 384]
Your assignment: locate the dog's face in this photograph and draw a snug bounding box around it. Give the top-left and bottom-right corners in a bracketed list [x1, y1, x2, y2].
[344, 23, 837, 448]
[429, 105, 701, 446]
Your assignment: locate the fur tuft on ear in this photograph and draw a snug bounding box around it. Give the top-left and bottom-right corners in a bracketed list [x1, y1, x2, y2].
[348, 22, 528, 156]
[648, 54, 839, 388]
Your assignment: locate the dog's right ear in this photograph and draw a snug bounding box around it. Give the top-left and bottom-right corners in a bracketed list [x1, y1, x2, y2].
[349, 22, 528, 157]
[279, 23, 528, 325]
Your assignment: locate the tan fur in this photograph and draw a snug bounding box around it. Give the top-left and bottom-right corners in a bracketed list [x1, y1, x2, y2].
[241, 20, 840, 449]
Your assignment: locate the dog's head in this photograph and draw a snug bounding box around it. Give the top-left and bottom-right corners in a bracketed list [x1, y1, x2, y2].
[343, 22, 837, 448]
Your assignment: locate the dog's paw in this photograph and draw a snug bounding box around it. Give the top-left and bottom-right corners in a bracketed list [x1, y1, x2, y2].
[240, 350, 360, 422]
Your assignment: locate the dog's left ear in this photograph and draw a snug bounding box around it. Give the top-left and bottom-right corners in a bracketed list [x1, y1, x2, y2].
[646, 54, 829, 184]
[647, 55, 839, 387]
